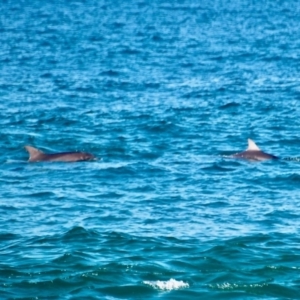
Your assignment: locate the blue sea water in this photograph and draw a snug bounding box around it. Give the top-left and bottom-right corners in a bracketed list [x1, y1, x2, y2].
[1, 0, 300, 298]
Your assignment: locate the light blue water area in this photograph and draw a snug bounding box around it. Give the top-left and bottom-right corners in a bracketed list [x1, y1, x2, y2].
[1, 0, 300, 299]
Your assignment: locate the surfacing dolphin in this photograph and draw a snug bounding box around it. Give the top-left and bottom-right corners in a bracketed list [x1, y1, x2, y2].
[25, 146, 96, 162]
[232, 139, 278, 161]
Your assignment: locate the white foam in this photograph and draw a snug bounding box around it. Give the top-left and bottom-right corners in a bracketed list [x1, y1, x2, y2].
[143, 278, 189, 291]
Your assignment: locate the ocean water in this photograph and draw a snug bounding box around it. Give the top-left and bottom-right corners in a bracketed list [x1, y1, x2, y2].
[1, 0, 300, 299]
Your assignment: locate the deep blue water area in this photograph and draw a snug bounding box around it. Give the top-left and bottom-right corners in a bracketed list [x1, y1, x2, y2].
[1, 0, 300, 299]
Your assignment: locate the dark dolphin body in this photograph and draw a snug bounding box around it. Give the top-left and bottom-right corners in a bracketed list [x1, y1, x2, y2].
[232, 139, 278, 161]
[25, 146, 96, 162]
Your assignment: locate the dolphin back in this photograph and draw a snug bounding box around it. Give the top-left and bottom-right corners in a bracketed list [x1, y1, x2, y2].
[24, 145, 95, 162]
[231, 139, 278, 161]
[233, 150, 278, 161]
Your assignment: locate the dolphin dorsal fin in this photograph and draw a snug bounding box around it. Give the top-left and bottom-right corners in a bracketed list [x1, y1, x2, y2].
[25, 146, 44, 162]
[247, 139, 261, 151]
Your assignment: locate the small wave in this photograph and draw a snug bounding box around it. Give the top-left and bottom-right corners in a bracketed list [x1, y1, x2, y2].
[283, 157, 300, 162]
[143, 278, 189, 291]
[210, 281, 269, 290]
[219, 102, 240, 109]
[209, 281, 298, 297]
[62, 226, 99, 242]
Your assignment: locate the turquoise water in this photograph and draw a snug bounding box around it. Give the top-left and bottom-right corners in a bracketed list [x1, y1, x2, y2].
[1, 1, 300, 299]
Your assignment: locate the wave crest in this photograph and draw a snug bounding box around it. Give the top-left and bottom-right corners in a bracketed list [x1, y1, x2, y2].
[143, 278, 189, 291]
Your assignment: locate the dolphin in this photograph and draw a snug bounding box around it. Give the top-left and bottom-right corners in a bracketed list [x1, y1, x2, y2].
[25, 146, 96, 162]
[232, 139, 278, 161]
